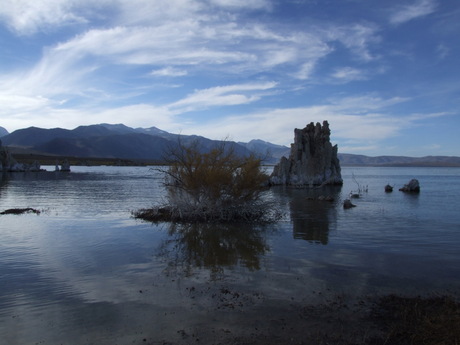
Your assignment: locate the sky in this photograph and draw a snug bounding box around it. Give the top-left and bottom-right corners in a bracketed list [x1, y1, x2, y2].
[0, 0, 459, 156]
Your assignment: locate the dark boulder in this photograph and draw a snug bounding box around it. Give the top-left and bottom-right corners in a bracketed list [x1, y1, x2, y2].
[399, 179, 420, 193]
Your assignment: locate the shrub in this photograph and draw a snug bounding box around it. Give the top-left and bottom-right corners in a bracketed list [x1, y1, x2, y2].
[135, 139, 278, 223]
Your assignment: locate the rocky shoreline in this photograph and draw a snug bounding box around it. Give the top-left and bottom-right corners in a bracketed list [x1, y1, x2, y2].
[139, 291, 459, 345]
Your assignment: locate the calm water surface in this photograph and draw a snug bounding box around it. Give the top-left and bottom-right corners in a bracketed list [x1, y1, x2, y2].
[1, 166, 459, 344]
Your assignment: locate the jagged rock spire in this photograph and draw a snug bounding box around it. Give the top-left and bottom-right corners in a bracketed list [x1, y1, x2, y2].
[270, 121, 343, 186]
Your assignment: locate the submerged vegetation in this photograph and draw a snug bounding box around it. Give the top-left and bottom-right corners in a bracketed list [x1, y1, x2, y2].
[134, 139, 280, 223]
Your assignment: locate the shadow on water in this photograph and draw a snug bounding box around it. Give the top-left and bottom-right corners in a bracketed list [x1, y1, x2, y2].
[272, 185, 342, 245]
[157, 222, 273, 279]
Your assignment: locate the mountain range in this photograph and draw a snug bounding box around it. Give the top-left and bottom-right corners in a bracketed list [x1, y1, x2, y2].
[1, 124, 459, 167]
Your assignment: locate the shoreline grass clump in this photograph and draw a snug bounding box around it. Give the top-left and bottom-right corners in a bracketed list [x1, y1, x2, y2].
[134, 139, 280, 223]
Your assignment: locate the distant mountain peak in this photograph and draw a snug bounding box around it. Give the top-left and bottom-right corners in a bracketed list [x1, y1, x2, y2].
[98, 123, 170, 136]
[246, 139, 288, 149]
[0, 126, 9, 137]
[136, 126, 169, 135]
[98, 123, 137, 133]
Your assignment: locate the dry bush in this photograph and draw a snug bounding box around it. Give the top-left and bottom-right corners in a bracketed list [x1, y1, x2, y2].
[137, 139, 278, 223]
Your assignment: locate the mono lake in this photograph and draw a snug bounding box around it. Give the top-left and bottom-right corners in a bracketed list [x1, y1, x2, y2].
[1, 166, 459, 344]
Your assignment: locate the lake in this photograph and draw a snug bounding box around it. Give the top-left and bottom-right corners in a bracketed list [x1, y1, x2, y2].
[1, 166, 459, 344]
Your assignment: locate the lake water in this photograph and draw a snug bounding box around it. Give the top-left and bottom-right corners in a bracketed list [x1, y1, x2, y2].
[1, 166, 459, 344]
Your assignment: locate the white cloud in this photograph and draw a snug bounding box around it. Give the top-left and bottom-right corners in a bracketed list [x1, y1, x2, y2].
[331, 67, 367, 82]
[326, 95, 409, 112]
[150, 67, 188, 77]
[173, 95, 429, 149]
[389, 0, 437, 25]
[295, 61, 316, 80]
[0, 93, 51, 111]
[323, 23, 380, 62]
[172, 108, 392, 146]
[209, 0, 271, 10]
[0, 0, 383, 117]
[94, 104, 174, 129]
[0, 0, 91, 35]
[170, 82, 277, 112]
[51, 23, 298, 73]
[116, 0, 207, 27]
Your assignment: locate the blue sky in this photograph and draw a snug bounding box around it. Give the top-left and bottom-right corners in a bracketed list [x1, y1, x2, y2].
[0, 0, 459, 156]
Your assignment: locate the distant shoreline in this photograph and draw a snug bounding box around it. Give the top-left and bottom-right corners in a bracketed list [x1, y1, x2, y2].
[8, 150, 460, 168]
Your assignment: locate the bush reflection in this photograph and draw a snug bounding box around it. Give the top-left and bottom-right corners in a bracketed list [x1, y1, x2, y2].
[158, 222, 271, 277]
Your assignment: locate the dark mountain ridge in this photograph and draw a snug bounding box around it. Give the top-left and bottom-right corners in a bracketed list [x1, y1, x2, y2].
[2, 124, 459, 166]
[2, 124, 254, 162]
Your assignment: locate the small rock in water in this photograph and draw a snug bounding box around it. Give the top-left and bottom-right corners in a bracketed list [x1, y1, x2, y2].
[343, 199, 356, 209]
[385, 184, 393, 192]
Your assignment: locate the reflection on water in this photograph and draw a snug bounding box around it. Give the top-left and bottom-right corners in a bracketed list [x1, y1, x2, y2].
[158, 222, 271, 278]
[271, 185, 341, 244]
[0, 173, 7, 194]
[1, 166, 460, 344]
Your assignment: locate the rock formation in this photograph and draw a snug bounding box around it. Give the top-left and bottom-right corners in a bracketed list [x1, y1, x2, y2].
[0, 139, 13, 172]
[270, 121, 343, 186]
[0, 139, 42, 172]
[399, 179, 420, 192]
[60, 159, 71, 172]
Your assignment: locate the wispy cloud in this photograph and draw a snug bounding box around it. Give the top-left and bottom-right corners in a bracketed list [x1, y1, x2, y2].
[331, 67, 367, 82]
[170, 82, 278, 112]
[0, 0, 91, 35]
[436, 44, 450, 59]
[389, 0, 437, 25]
[173, 95, 417, 145]
[209, 0, 272, 10]
[323, 23, 380, 62]
[150, 67, 188, 77]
